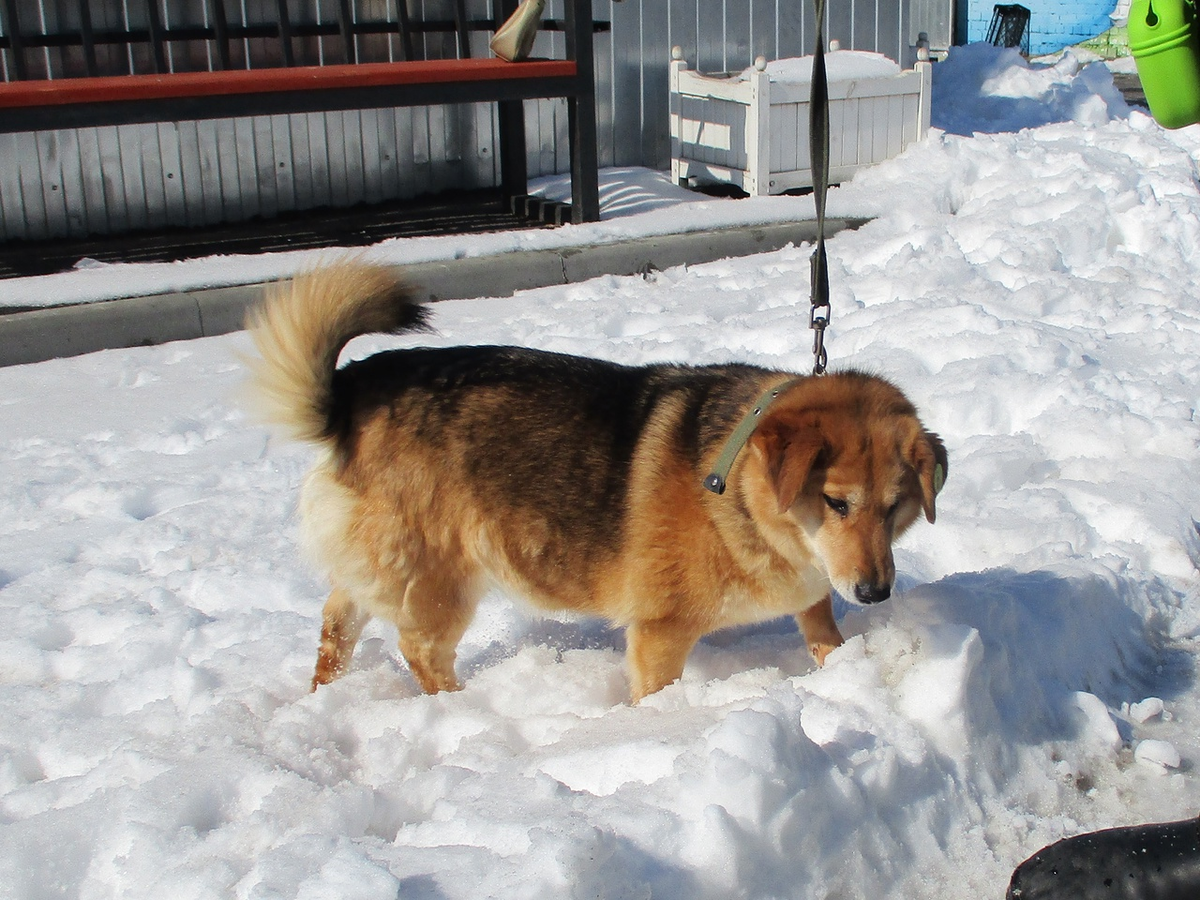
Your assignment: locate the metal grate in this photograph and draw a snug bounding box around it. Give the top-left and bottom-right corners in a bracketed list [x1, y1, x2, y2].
[985, 3, 1030, 55]
[0, 187, 550, 279]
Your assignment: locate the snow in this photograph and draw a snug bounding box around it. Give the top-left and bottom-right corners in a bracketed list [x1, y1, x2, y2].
[3, 44, 1200, 899]
[932, 44, 1130, 134]
[738, 50, 902, 84]
[0, 170, 706, 310]
[1134, 739, 1182, 771]
[1128, 696, 1166, 723]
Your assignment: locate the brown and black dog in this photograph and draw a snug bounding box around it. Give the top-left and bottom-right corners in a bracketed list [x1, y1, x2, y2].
[246, 262, 947, 702]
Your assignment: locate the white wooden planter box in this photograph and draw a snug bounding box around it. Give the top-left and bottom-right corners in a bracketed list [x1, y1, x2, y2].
[669, 50, 932, 196]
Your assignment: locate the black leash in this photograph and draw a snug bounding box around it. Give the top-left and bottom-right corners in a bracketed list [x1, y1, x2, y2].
[702, 6, 832, 494]
[809, 0, 831, 376]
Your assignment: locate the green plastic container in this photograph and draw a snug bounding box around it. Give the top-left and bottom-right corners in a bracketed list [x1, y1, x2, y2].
[1128, 0, 1200, 128]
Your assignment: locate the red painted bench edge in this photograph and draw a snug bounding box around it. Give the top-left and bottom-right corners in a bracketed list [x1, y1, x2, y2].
[0, 58, 579, 109]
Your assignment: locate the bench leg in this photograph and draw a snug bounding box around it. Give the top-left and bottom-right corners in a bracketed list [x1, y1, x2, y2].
[568, 93, 600, 223]
[565, 0, 600, 224]
[497, 98, 527, 211]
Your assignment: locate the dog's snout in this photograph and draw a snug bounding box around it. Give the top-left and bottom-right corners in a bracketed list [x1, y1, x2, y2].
[854, 582, 891, 605]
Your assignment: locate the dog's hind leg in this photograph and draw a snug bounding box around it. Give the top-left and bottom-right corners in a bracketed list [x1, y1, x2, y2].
[798, 594, 844, 667]
[625, 617, 706, 703]
[312, 588, 371, 690]
[395, 572, 477, 694]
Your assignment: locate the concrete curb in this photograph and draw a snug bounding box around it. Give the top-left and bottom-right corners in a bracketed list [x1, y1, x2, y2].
[0, 217, 866, 368]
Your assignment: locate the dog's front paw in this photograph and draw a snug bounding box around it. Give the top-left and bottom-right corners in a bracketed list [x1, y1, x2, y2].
[799, 595, 844, 667]
[808, 636, 844, 667]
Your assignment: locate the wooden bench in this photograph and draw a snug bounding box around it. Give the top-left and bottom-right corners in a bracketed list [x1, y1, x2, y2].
[0, 0, 600, 225]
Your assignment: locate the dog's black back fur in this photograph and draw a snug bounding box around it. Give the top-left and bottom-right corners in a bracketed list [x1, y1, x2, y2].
[329, 345, 779, 548]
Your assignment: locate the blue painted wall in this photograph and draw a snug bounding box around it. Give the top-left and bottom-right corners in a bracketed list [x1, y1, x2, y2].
[960, 1, 1116, 56]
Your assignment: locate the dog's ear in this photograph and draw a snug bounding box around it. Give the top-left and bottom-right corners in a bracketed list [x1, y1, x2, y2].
[908, 428, 948, 523]
[751, 414, 825, 513]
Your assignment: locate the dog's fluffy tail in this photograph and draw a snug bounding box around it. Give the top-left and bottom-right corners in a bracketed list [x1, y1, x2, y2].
[244, 262, 430, 444]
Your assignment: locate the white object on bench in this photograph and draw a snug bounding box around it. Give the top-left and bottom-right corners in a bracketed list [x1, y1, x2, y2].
[669, 45, 932, 196]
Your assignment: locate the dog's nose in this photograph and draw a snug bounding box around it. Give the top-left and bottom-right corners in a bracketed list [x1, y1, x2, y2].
[854, 582, 891, 605]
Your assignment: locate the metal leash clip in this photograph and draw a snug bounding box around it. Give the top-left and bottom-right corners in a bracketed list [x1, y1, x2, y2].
[810, 300, 830, 375]
[809, 245, 830, 376]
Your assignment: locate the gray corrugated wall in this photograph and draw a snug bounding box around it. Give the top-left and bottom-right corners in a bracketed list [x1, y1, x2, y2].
[1, 0, 922, 240]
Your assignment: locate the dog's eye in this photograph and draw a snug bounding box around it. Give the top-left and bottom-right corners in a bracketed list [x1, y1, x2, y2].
[886, 500, 902, 519]
[822, 494, 849, 518]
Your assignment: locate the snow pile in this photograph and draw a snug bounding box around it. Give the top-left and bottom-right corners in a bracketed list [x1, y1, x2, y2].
[739, 50, 901, 84]
[3, 44, 1200, 899]
[932, 43, 1129, 134]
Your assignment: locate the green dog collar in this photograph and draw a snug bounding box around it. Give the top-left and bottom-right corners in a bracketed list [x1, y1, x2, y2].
[703, 378, 802, 495]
